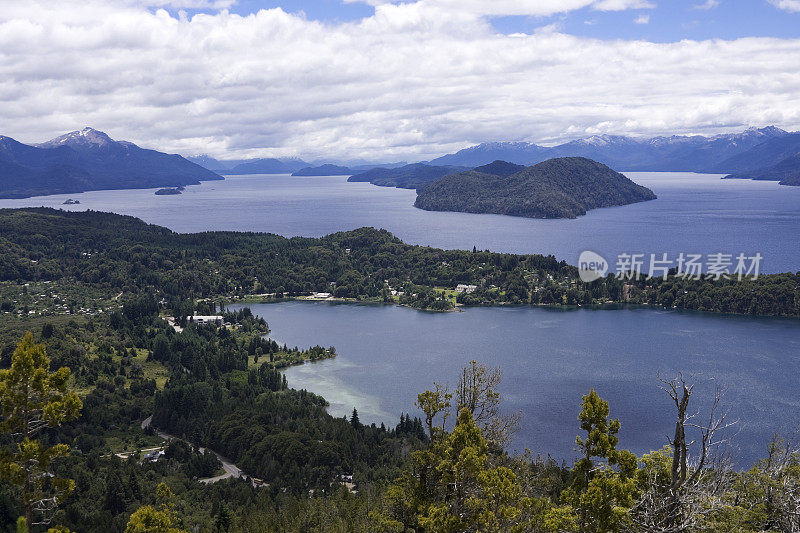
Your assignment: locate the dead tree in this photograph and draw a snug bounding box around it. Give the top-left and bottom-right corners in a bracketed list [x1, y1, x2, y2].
[631, 375, 735, 532]
[455, 360, 520, 449]
[757, 435, 800, 531]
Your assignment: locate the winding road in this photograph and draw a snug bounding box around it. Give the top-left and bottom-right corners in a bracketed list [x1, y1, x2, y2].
[141, 415, 248, 484]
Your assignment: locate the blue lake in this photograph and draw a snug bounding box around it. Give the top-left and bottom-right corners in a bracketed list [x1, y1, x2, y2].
[3, 172, 799, 466]
[0, 171, 798, 273]
[239, 301, 800, 467]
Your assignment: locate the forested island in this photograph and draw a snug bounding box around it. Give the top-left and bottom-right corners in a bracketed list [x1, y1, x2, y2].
[154, 187, 183, 195]
[414, 157, 657, 219]
[347, 162, 468, 189]
[292, 164, 352, 176]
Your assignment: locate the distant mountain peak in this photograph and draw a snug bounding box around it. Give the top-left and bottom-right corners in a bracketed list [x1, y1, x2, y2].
[718, 125, 789, 141]
[1, 128, 223, 199]
[744, 125, 788, 136]
[39, 127, 116, 148]
[573, 134, 637, 147]
[479, 141, 536, 149]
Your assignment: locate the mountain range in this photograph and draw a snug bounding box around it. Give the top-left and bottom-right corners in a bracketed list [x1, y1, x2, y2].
[427, 127, 800, 179]
[190, 126, 800, 187]
[4, 126, 799, 200]
[187, 156, 409, 175]
[205, 157, 312, 175]
[183, 126, 800, 186]
[0, 128, 222, 198]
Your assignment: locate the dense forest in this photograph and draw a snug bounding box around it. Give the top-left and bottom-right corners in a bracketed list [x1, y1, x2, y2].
[2, 313, 800, 531]
[0, 309, 427, 531]
[0, 208, 798, 318]
[0, 208, 800, 530]
[414, 157, 657, 219]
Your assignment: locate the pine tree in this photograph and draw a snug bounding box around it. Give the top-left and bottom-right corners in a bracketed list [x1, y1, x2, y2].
[562, 389, 637, 532]
[383, 408, 532, 531]
[214, 502, 232, 532]
[351, 408, 361, 429]
[0, 332, 83, 526]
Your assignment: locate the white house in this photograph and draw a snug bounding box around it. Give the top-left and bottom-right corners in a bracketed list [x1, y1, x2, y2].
[143, 450, 164, 462]
[455, 284, 478, 294]
[188, 315, 223, 325]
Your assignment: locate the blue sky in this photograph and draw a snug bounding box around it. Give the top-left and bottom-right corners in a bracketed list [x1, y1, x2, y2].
[179, 0, 800, 42]
[496, 0, 800, 41]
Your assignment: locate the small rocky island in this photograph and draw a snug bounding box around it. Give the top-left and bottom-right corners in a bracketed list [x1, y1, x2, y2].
[62, 198, 80, 205]
[155, 187, 183, 195]
[414, 157, 657, 219]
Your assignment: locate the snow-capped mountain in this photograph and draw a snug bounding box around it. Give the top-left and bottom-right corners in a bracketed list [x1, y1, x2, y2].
[0, 128, 222, 199]
[37, 127, 117, 149]
[429, 126, 793, 171]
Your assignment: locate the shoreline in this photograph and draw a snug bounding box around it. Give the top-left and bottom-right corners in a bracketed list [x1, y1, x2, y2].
[227, 294, 800, 321]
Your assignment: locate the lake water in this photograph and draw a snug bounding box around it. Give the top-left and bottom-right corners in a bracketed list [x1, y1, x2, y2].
[239, 301, 800, 467]
[1, 172, 799, 273]
[3, 172, 799, 465]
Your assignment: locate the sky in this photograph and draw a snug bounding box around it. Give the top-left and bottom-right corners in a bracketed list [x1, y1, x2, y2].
[1, 0, 799, 161]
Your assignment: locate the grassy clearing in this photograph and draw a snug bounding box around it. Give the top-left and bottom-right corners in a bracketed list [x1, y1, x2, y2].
[104, 431, 164, 455]
[433, 287, 460, 304]
[128, 348, 170, 389]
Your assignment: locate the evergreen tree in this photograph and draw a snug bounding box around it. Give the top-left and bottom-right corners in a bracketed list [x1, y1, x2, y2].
[382, 408, 534, 531]
[0, 332, 82, 526]
[125, 483, 185, 533]
[562, 389, 637, 532]
[214, 502, 232, 532]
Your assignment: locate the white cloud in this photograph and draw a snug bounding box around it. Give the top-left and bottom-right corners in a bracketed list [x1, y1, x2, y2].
[769, 0, 800, 12]
[344, 0, 654, 17]
[634, 14, 650, 24]
[692, 0, 720, 9]
[592, 0, 655, 11]
[535, 22, 565, 34]
[0, 1, 798, 161]
[126, 0, 237, 7]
